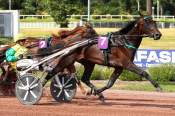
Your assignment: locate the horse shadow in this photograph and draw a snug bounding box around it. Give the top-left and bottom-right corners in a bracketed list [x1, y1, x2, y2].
[37, 96, 175, 110]
[100, 98, 175, 110]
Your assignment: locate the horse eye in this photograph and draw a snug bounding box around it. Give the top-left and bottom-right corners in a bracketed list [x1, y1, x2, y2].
[145, 20, 151, 23]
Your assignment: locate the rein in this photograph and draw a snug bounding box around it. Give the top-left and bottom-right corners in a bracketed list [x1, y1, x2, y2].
[109, 18, 150, 49]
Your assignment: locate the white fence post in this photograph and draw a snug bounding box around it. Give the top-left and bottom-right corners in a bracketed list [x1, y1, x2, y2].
[19, 14, 175, 28]
[19, 14, 175, 21]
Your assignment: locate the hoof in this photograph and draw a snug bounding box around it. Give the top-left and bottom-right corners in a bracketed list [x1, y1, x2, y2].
[98, 94, 105, 103]
[86, 89, 93, 96]
[156, 87, 163, 92]
[95, 89, 103, 95]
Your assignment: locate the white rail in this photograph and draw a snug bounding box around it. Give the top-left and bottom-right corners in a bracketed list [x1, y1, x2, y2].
[19, 15, 175, 21]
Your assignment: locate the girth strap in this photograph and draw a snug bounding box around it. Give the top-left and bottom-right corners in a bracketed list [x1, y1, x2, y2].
[103, 50, 109, 66]
[102, 32, 112, 66]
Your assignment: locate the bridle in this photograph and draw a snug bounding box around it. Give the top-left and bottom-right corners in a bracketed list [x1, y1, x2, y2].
[112, 16, 154, 39]
[108, 16, 155, 49]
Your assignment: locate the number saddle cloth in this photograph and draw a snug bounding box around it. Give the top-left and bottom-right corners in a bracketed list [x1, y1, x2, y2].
[97, 33, 128, 65]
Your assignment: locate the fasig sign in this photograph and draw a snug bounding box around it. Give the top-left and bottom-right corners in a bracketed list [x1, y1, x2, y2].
[134, 49, 175, 68]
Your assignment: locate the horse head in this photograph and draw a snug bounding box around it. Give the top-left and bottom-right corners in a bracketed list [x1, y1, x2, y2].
[135, 13, 162, 40]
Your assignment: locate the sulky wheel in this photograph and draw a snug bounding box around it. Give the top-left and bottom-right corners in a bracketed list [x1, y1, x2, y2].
[15, 74, 43, 105]
[50, 74, 77, 102]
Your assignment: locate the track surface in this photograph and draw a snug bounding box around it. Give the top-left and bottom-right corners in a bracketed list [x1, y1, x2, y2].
[0, 89, 175, 116]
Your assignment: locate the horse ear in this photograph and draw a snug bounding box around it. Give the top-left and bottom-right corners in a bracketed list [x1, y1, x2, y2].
[138, 11, 143, 17]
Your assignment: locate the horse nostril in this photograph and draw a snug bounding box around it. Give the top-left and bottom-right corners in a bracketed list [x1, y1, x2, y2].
[154, 33, 161, 39]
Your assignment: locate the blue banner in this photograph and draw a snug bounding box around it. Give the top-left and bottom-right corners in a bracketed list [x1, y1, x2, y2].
[134, 49, 175, 68]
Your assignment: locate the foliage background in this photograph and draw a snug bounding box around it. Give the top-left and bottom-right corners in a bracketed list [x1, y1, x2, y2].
[1, 0, 175, 15]
[0, 0, 175, 27]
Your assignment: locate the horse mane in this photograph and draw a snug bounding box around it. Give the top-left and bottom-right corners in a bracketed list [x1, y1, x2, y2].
[118, 20, 137, 34]
[53, 26, 87, 39]
[37, 25, 97, 56]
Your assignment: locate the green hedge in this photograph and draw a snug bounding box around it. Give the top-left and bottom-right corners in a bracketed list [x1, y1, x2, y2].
[76, 64, 142, 81]
[20, 17, 54, 22]
[120, 70, 142, 81]
[76, 64, 175, 82]
[76, 65, 113, 80]
[0, 38, 13, 45]
[148, 64, 175, 82]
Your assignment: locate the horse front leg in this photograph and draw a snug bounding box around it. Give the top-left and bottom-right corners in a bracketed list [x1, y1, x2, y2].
[126, 62, 162, 92]
[80, 61, 105, 102]
[96, 66, 123, 94]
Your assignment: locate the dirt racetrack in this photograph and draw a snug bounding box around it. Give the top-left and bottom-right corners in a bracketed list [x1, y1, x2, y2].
[0, 89, 175, 116]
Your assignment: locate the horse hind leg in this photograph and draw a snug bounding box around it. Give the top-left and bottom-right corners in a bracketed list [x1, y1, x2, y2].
[96, 66, 123, 94]
[80, 62, 105, 102]
[41, 54, 77, 86]
[126, 62, 162, 92]
[80, 62, 96, 93]
[66, 64, 87, 95]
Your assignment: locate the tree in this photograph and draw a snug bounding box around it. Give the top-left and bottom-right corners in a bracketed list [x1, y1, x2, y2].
[0, 0, 9, 9]
[22, 0, 37, 14]
[159, 0, 175, 15]
[1, 0, 175, 17]
[47, 0, 81, 27]
[147, 0, 153, 15]
[12, 0, 24, 10]
[21, 0, 46, 15]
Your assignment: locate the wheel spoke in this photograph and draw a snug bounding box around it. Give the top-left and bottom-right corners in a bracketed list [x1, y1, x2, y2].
[50, 74, 77, 102]
[18, 86, 28, 90]
[65, 89, 74, 93]
[23, 91, 29, 101]
[54, 84, 62, 88]
[26, 77, 29, 87]
[30, 83, 39, 89]
[64, 77, 73, 86]
[30, 91, 37, 99]
[62, 77, 64, 86]
[29, 78, 38, 87]
[64, 84, 73, 89]
[55, 75, 62, 87]
[64, 90, 70, 98]
[16, 74, 43, 105]
[56, 89, 62, 98]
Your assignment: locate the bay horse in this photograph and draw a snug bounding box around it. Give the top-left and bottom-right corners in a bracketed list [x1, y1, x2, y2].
[16, 26, 89, 55]
[0, 26, 90, 95]
[15, 26, 90, 74]
[41, 14, 162, 101]
[0, 45, 17, 95]
[0, 24, 98, 96]
[15, 26, 94, 94]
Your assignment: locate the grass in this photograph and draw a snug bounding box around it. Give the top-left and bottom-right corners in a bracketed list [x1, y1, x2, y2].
[0, 37, 13, 45]
[93, 80, 175, 92]
[20, 17, 54, 22]
[140, 29, 175, 49]
[19, 28, 175, 49]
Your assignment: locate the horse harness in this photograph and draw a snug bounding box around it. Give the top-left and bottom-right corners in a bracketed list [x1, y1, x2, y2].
[101, 16, 153, 66]
[101, 33, 138, 66]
